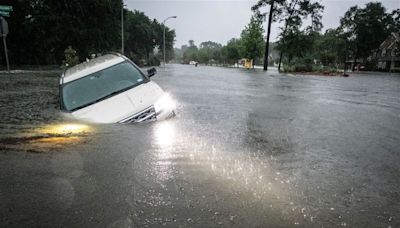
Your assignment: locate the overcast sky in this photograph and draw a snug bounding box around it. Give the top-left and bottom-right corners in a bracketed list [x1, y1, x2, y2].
[126, 0, 400, 48]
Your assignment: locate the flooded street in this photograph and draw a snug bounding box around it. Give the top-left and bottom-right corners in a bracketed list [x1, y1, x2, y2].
[1, 65, 400, 227]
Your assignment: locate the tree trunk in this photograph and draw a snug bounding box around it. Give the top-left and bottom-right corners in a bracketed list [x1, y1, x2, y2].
[352, 54, 357, 72]
[263, 1, 274, 71]
[278, 0, 299, 72]
[350, 46, 359, 72]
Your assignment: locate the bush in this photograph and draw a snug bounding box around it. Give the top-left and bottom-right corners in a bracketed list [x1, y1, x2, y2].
[61, 46, 79, 69]
[148, 56, 161, 66]
[284, 63, 340, 74]
[294, 64, 312, 72]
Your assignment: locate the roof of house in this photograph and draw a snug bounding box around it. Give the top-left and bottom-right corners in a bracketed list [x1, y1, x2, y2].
[380, 32, 400, 50]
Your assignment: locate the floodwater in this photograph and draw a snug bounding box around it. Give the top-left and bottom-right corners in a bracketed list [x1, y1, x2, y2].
[1, 65, 399, 227]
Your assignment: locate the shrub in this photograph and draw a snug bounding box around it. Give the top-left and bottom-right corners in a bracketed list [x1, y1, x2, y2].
[148, 56, 160, 66]
[294, 64, 312, 72]
[61, 46, 79, 69]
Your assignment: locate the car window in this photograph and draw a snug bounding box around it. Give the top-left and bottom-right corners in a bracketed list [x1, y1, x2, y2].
[62, 61, 145, 111]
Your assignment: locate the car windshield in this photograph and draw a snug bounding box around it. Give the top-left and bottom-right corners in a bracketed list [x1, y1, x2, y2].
[62, 61, 145, 111]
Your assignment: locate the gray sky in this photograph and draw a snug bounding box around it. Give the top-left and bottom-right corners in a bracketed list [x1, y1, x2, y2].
[126, 0, 400, 48]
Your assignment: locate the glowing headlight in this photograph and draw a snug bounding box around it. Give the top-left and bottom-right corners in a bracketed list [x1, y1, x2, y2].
[154, 93, 176, 114]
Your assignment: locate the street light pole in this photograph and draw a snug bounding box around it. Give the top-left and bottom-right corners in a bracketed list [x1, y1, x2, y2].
[121, 2, 126, 55]
[163, 16, 177, 68]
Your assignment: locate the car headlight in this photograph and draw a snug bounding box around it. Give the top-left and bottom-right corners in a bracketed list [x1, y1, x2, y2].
[154, 93, 176, 114]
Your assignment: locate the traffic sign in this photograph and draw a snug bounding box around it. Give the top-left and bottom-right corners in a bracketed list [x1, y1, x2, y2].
[0, 5, 12, 11]
[1, 17, 8, 35]
[0, 11, 10, 17]
[0, 16, 10, 73]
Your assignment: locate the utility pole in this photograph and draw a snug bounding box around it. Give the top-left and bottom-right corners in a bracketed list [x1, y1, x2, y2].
[121, 1, 125, 55]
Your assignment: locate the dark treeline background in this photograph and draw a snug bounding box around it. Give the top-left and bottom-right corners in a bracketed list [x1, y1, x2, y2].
[0, 0, 175, 66]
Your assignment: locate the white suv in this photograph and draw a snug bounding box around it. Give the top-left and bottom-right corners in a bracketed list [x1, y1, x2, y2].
[59, 53, 175, 123]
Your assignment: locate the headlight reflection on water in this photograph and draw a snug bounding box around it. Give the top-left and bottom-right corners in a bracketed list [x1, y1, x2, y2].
[38, 123, 92, 135]
[151, 121, 177, 182]
[153, 121, 176, 147]
[143, 121, 319, 225]
[30, 123, 93, 146]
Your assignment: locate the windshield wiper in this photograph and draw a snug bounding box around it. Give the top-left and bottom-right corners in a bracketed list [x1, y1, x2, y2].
[69, 90, 125, 112]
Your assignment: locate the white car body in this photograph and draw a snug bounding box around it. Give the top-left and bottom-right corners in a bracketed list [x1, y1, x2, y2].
[59, 53, 175, 123]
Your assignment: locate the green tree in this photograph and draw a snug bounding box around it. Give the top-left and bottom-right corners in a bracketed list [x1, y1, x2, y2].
[7, 0, 122, 64]
[123, 11, 175, 65]
[252, 0, 323, 70]
[221, 38, 242, 65]
[314, 29, 347, 66]
[276, 0, 324, 70]
[252, 0, 285, 70]
[5, 0, 175, 66]
[339, 2, 394, 70]
[276, 27, 316, 64]
[152, 19, 176, 63]
[183, 40, 199, 63]
[198, 41, 222, 64]
[124, 10, 154, 64]
[240, 15, 265, 66]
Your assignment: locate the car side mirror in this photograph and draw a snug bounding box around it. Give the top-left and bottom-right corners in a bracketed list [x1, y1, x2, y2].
[147, 67, 157, 77]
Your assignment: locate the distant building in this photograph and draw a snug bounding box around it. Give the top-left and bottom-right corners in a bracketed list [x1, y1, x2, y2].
[372, 32, 400, 72]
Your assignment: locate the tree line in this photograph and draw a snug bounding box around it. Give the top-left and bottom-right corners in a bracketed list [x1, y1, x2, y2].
[174, 1, 399, 72]
[174, 15, 268, 66]
[2, 0, 175, 66]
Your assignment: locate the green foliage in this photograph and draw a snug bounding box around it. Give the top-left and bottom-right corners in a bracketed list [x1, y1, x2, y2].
[6, 1, 175, 66]
[278, 2, 398, 72]
[7, 0, 123, 65]
[221, 38, 242, 64]
[148, 55, 161, 66]
[182, 40, 199, 63]
[197, 41, 222, 64]
[283, 62, 341, 74]
[277, 28, 311, 63]
[314, 29, 347, 66]
[61, 46, 79, 69]
[339, 2, 395, 61]
[240, 15, 265, 61]
[260, 0, 324, 70]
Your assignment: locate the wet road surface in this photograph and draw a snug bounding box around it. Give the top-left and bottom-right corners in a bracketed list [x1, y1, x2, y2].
[1, 65, 400, 227]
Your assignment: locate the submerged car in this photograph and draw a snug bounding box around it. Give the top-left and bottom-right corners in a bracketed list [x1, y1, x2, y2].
[59, 53, 175, 123]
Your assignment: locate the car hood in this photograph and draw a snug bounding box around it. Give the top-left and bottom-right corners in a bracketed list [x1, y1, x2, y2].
[71, 81, 164, 123]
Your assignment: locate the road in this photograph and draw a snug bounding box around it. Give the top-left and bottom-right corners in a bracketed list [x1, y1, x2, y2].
[1, 65, 400, 227]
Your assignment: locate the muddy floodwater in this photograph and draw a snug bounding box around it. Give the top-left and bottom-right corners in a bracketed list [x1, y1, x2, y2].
[1, 65, 400, 227]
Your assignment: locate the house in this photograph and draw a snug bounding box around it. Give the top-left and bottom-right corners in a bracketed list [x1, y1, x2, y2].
[373, 32, 400, 72]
